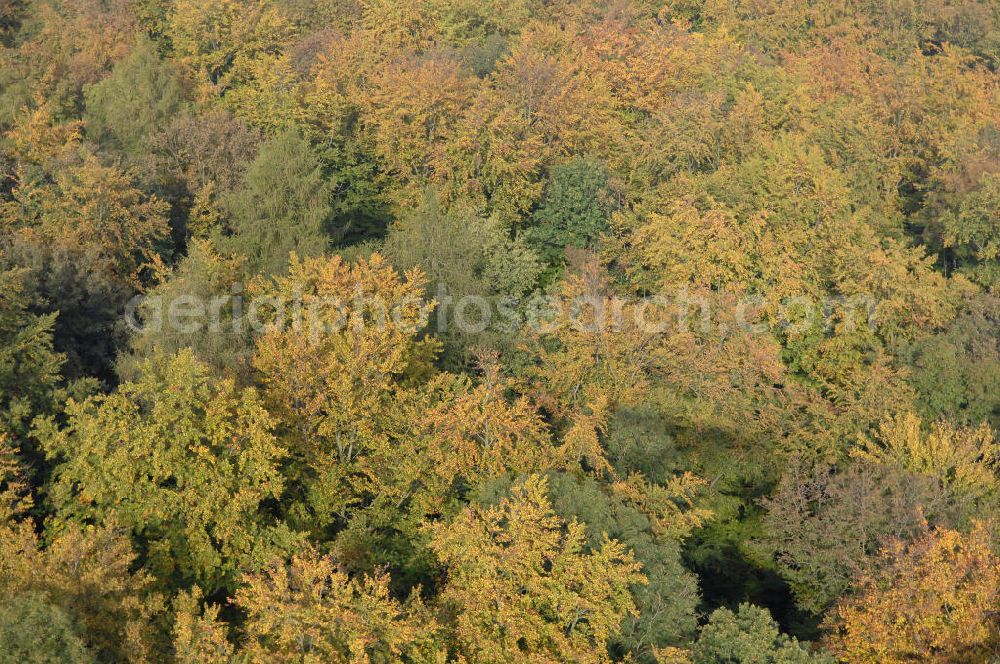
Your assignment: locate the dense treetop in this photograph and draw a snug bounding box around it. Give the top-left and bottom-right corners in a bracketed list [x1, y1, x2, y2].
[1, 0, 999, 661]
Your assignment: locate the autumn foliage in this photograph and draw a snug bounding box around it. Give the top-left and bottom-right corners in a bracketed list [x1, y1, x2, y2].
[0, 0, 999, 661]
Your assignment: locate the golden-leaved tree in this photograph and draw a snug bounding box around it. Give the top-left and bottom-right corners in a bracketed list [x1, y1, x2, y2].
[827, 522, 1000, 663]
[234, 548, 444, 663]
[250, 253, 438, 531]
[0, 439, 163, 663]
[35, 349, 293, 593]
[8, 153, 169, 288]
[167, 0, 292, 95]
[250, 252, 564, 585]
[427, 475, 645, 663]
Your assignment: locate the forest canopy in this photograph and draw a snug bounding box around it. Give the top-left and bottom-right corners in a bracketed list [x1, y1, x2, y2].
[1, 0, 999, 662]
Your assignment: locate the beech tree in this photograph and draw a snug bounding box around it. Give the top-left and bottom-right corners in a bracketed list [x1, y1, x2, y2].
[169, 588, 233, 664]
[167, 0, 292, 93]
[827, 523, 1000, 663]
[250, 253, 435, 527]
[428, 475, 644, 663]
[0, 519, 162, 663]
[36, 350, 292, 593]
[234, 548, 443, 662]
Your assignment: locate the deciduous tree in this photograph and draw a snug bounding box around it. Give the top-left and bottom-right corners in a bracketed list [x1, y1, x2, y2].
[827, 523, 1000, 663]
[36, 349, 292, 592]
[234, 548, 443, 663]
[427, 475, 644, 663]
